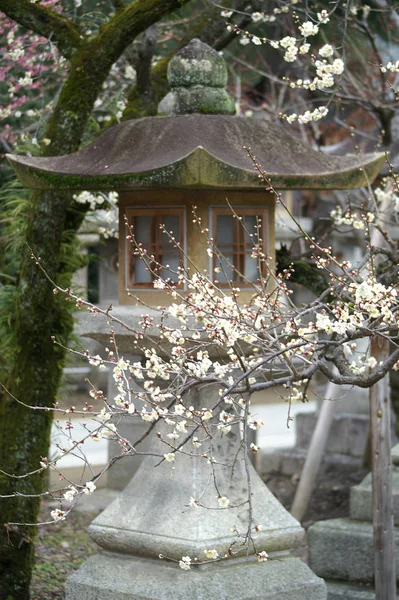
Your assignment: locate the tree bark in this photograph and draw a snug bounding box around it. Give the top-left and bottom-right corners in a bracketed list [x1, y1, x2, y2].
[370, 336, 396, 600]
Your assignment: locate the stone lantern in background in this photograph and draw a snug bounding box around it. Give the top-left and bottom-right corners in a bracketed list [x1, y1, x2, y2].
[8, 39, 384, 600]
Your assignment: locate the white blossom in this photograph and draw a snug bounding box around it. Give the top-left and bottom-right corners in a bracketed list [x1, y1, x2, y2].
[319, 44, 334, 57]
[204, 549, 219, 559]
[164, 452, 175, 462]
[251, 12, 264, 22]
[299, 21, 319, 37]
[257, 550, 269, 562]
[100, 423, 117, 439]
[189, 497, 198, 508]
[299, 43, 310, 54]
[63, 487, 77, 502]
[51, 509, 66, 522]
[218, 496, 230, 508]
[380, 61, 399, 74]
[18, 72, 33, 86]
[84, 481, 97, 495]
[179, 556, 192, 570]
[317, 10, 330, 23]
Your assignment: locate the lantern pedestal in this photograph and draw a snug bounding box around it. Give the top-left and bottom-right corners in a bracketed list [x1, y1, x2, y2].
[66, 553, 325, 600]
[65, 364, 326, 599]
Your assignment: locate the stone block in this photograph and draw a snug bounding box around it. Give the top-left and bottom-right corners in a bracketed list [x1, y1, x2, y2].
[259, 450, 284, 474]
[295, 413, 316, 449]
[348, 415, 369, 457]
[331, 387, 369, 415]
[326, 581, 380, 599]
[66, 553, 327, 600]
[308, 518, 399, 583]
[350, 468, 399, 525]
[260, 448, 361, 477]
[294, 412, 369, 457]
[325, 415, 350, 455]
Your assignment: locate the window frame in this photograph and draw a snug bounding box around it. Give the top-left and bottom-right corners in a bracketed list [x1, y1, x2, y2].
[125, 206, 186, 289]
[211, 206, 268, 285]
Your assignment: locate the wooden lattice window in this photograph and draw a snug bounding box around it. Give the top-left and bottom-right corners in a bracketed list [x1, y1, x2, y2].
[126, 208, 184, 288]
[212, 208, 268, 283]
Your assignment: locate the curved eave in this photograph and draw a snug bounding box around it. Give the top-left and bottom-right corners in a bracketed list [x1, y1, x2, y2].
[6, 146, 385, 191]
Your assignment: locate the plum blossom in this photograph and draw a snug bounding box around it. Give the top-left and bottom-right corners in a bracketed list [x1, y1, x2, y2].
[84, 481, 97, 495]
[204, 549, 219, 559]
[319, 44, 334, 57]
[257, 551, 269, 562]
[51, 509, 66, 522]
[218, 496, 230, 508]
[380, 61, 399, 74]
[299, 21, 319, 37]
[63, 486, 77, 502]
[179, 556, 192, 570]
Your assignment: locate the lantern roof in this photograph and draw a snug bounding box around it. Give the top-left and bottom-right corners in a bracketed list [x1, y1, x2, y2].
[7, 39, 384, 191]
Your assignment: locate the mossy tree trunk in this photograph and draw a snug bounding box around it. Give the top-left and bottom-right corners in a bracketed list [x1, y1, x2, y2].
[0, 1, 190, 598]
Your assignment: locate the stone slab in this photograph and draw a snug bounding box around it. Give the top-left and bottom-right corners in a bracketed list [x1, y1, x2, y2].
[66, 552, 327, 600]
[295, 413, 369, 457]
[260, 448, 361, 477]
[326, 581, 384, 599]
[350, 468, 399, 525]
[308, 518, 399, 583]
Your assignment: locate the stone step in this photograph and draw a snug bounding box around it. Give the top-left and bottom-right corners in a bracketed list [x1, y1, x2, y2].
[295, 412, 369, 458]
[350, 467, 399, 525]
[326, 580, 394, 599]
[260, 447, 361, 477]
[308, 517, 399, 583]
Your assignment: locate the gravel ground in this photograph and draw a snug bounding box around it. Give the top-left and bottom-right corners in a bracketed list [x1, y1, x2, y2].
[31, 505, 98, 600]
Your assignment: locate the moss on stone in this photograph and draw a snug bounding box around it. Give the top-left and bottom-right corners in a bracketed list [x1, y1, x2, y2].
[158, 86, 235, 116]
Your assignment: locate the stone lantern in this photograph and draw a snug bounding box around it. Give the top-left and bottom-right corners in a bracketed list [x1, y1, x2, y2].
[8, 39, 383, 308]
[8, 39, 384, 600]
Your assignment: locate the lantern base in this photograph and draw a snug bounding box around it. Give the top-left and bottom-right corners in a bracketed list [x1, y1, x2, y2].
[66, 552, 326, 600]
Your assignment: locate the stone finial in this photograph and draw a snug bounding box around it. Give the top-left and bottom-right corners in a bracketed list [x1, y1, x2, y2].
[158, 39, 235, 116]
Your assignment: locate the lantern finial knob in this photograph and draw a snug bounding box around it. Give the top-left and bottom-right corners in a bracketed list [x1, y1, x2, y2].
[158, 39, 235, 116]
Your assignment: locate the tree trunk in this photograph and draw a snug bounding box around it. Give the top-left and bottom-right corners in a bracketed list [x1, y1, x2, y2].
[0, 1, 191, 596]
[0, 189, 75, 599]
[370, 336, 396, 599]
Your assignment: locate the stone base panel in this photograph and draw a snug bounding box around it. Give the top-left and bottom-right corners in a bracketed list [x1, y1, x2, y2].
[66, 552, 327, 600]
[308, 518, 399, 583]
[327, 580, 399, 599]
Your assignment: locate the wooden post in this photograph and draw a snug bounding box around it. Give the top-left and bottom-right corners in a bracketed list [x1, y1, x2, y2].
[370, 336, 396, 599]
